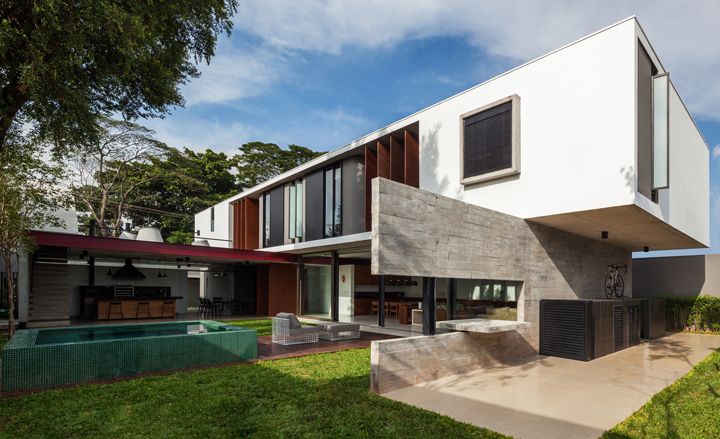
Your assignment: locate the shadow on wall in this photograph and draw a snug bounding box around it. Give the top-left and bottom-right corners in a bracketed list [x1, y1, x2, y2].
[420, 122, 453, 197]
[620, 165, 636, 195]
[633, 256, 706, 298]
[526, 221, 631, 300]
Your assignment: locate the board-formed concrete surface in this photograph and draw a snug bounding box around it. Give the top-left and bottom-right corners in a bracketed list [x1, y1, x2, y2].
[383, 332, 720, 439]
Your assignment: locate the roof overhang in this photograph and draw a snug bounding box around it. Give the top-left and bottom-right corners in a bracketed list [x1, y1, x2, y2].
[30, 231, 297, 265]
[527, 205, 707, 252]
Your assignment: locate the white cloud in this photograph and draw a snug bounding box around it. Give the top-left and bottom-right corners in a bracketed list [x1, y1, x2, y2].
[232, 0, 720, 120]
[713, 144, 720, 159]
[181, 42, 287, 106]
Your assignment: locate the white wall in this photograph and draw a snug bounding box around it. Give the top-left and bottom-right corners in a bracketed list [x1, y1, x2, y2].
[194, 203, 232, 248]
[644, 85, 710, 246]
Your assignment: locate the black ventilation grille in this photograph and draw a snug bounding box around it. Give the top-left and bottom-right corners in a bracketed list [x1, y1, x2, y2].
[613, 306, 624, 352]
[628, 305, 641, 345]
[463, 101, 512, 178]
[540, 300, 592, 361]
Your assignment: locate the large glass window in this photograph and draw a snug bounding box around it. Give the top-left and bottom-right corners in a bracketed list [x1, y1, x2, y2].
[262, 192, 270, 248]
[210, 207, 215, 232]
[452, 278, 521, 321]
[288, 180, 304, 241]
[324, 164, 342, 238]
[652, 73, 669, 189]
[301, 264, 331, 318]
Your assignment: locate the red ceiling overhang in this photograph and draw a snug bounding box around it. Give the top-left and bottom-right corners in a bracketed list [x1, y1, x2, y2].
[30, 231, 297, 264]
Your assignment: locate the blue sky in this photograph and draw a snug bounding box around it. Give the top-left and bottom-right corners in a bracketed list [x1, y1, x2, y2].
[142, 1, 720, 253]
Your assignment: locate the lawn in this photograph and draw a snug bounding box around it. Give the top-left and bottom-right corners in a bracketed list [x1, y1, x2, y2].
[0, 348, 506, 438]
[603, 347, 720, 438]
[226, 318, 273, 336]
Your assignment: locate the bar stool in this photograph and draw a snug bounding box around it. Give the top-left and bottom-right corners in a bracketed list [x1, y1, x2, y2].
[136, 301, 151, 319]
[107, 301, 124, 320]
[161, 300, 175, 318]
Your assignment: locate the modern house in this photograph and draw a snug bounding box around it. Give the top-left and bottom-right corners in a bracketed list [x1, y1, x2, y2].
[194, 16, 707, 346]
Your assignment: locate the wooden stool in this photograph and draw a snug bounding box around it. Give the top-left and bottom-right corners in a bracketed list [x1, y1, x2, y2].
[107, 301, 124, 320]
[136, 301, 151, 319]
[161, 300, 175, 318]
[389, 302, 399, 318]
[371, 301, 379, 315]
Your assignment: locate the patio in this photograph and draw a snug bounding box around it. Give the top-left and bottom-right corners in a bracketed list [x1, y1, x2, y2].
[383, 332, 720, 439]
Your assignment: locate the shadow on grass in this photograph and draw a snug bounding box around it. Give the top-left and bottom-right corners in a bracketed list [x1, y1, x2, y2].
[0, 349, 506, 438]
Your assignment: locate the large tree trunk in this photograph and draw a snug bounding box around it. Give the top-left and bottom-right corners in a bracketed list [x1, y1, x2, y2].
[0, 78, 27, 152]
[4, 252, 15, 337]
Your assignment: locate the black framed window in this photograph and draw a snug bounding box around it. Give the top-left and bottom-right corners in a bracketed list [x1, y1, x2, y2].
[461, 95, 519, 184]
[210, 207, 215, 232]
[323, 164, 342, 238]
[262, 192, 270, 247]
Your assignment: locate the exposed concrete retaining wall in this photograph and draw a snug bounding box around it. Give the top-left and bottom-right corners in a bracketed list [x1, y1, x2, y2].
[371, 331, 536, 393]
[370, 178, 632, 393]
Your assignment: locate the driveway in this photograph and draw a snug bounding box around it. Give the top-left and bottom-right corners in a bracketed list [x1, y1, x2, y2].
[383, 332, 719, 439]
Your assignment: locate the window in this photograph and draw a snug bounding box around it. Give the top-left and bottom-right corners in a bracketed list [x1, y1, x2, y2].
[460, 95, 520, 185]
[324, 164, 342, 238]
[210, 207, 215, 232]
[652, 73, 669, 189]
[453, 278, 522, 321]
[262, 192, 270, 247]
[288, 180, 304, 242]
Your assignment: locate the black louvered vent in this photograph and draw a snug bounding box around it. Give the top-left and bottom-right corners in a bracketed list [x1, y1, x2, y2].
[463, 101, 513, 178]
[613, 306, 624, 352]
[628, 304, 641, 345]
[540, 300, 592, 361]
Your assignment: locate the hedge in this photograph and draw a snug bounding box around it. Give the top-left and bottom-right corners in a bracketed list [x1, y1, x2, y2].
[666, 296, 720, 332]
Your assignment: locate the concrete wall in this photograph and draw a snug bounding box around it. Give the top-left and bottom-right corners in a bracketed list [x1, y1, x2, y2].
[194, 203, 232, 248]
[633, 254, 720, 298]
[372, 178, 632, 347]
[371, 331, 536, 394]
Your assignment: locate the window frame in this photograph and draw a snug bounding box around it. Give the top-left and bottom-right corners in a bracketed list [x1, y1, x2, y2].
[459, 94, 521, 185]
[323, 163, 342, 238]
[651, 72, 670, 190]
[210, 207, 215, 232]
[262, 192, 271, 248]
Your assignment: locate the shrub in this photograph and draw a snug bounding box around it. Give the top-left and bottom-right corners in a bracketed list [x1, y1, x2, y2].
[666, 296, 720, 332]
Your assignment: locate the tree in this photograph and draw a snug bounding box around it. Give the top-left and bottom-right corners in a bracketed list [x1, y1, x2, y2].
[235, 142, 325, 189]
[0, 136, 66, 336]
[68, 118, 164, 236]
[123, 146, 240, 243]
[0, 0, 238, 152]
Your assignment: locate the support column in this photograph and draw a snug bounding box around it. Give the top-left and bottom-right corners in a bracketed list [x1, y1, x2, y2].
[330, 251, 339, 322]
[422, 277, 436, 336]
[17, 251, 30, 325]
[378, 275, 385, 327]
[88, 256, 95, 286]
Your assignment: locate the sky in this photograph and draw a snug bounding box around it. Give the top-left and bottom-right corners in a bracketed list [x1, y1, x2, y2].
[141, 0, 720, 253]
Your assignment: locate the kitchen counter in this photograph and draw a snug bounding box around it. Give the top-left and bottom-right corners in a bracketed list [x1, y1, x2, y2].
[97, 297, 179, 320]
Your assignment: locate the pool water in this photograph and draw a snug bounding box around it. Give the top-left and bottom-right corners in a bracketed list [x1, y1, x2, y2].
[35, 323, 222, 345]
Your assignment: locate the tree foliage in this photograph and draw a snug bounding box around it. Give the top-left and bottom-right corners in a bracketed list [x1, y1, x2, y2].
[67, 118, 164, 236]
[234, 142, 325, 189]
[0, 136, 67, 336]
[0, 0, 238, 152]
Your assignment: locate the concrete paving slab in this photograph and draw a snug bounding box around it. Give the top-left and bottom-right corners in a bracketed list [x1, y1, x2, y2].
[383, 332, 719, 439]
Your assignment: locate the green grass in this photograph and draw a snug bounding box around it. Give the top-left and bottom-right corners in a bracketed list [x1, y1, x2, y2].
[603, 348, 720, 439]
[0, 348, 505, 438]
[225, 318, 273, 336]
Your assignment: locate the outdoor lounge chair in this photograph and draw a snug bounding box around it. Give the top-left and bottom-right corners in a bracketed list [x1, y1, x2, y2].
[272, 312, 320, 345]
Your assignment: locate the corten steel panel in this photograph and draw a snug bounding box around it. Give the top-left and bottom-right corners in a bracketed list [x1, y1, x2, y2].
[404, 130, 420, 188]
[540, 300, 593, 361]
[269, 185, 284, 247]
[389, 135, 405, 183]
[267, 264, 297, 316]
[243, 198, 259, 250]
[233, 201, 243, 249]
[256, 265, 269, 316]
[377, 140, 391, 179]
[364, 147, 378, 232]
[304, 170, 324, 241]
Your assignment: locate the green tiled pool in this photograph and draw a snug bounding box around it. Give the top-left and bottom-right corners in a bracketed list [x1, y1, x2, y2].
[1, 321, 257, 392]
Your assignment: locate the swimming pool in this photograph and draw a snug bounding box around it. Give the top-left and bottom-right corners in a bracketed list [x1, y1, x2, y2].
[1, 321, 257, 392]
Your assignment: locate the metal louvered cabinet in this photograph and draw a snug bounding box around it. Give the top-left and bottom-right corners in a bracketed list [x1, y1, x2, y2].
[540, 300, 593, 361]
[541, 299, 645, 361]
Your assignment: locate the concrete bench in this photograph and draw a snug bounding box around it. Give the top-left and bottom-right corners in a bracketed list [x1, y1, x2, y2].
[317, 322, 361, 341]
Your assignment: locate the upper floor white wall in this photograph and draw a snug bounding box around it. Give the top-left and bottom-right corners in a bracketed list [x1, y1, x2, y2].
[195, 203, 232, 248]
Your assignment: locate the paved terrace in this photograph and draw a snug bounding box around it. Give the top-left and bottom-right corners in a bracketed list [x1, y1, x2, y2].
[383, 332, 720, 439]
